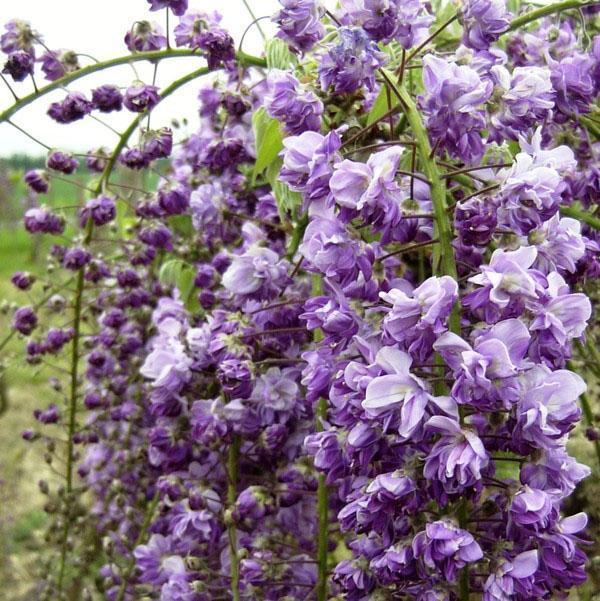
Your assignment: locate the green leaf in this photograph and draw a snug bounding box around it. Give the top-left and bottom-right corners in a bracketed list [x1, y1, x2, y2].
[177, 265, 196, 307]
[366, 78, 400, 125]
[493, 452, 522, 481]
[169, 214, 193, 237]
[266, 38, 296, 70]
[158, 259, 185, 287]
[252, 107, 284, 181]
[266, 158, 302, 218]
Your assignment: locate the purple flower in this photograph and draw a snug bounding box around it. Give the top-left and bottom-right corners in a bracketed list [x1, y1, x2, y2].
[413, 520, 483, 582]
[434, 318, 531, 407]
[195, 27, 236, 71]
[33, 403, 59, 424]
[147, 0, 188, 16]
[24, 169, 49, 193]
[362, 346, 432, 438]
[483, 550, 539, 600]
[300, 295, 359, 345]
[46, 150, 78, 174]
[24, 207, 64, 234]
[497, 149, 573, 234]
[222, 245, 288, 298]
[509, 486, 557, 531]
[119, 148, 150, 170]
[299, 217, 372, 286]
[13, 306, 38, 335]
[273, 0, 325, 52]
[40, 49, 79, 81]
[86, 147, 109, 173]
[305, 430, 347, 484]
[488, 65, 554, 140]
[461, 0, 510, 50]
[124, 20, 166, 52]
[330, 146, 403, 212]
[143, 127, 173, 160]
[515, 366, 585, 449]
[218, 358, 253, 399]
[319, 27, 387, 94]
[79, 195, 116, 227]
[91, 85, 123, 113]
[1, 19, 37, 54]
[235, 486, 272, 522]
[174, 11, 219, 48]
[134, 534, 186, 586]
[47, 92, 92, 124]
[158, 184, 189, 216]
[551, 52, 595, 117]
[455, 196, 498, 246]
[466, 246, 538, 313]
[2, 50, 34, 81]
[251, 367, 299, 412]
[380, 275, 457, 356]
[11, 271, 34, 290]
[265, 70, 323, 134]
[424, 416, 489, 495]
[139, 223, 172, 249]
[124, 82, 160, 112]
[280, 130, 342, 209]
[63, 247, 91, 270]
[340, 0, 433, 48]
[422, 55, 493, 163]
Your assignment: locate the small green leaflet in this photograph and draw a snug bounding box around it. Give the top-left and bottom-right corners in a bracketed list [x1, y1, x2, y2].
[158, 259, 197, 310]
[266, 159, 302, 218]
[265, 38, 296, 70]
[252, 107, 283, 182]
[367, 70, 400, 125]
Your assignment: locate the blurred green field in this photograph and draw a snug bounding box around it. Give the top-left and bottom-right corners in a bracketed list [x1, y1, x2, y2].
[0, 157, 598, 599]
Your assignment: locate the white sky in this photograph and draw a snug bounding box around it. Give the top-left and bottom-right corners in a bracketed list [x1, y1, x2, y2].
[0, 0, 283, 156]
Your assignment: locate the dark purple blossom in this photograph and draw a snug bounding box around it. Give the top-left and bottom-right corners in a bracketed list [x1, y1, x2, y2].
[46, 150, 78, 174]
[124, 82, 160, 113]
[13, 305, 38, 335]
[91, 84, 123, 112]
[47, 92, 92, 124]
[24, 169, 49, 193]
[79, 195, 116, 227]
[2, 50, 34, 81]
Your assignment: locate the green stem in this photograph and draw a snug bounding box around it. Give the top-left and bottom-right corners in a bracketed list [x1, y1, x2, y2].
[286, 212, 309, 260]
[507, 0, 595, 31]
[228, 434, 241, 601]
[115, 492, 160, 601]
[388, 78, 459, 330]
[0, 49, 266, 124]
[559, 205, 600, 230]
[311, 275, 329, 601]
[57, 250, 88, 593]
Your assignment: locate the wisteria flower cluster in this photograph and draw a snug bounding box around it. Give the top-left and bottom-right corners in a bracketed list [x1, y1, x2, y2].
[2, 0, 600, 600]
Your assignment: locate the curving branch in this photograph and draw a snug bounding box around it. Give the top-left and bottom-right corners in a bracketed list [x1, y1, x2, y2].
[0, 49, 266, 124]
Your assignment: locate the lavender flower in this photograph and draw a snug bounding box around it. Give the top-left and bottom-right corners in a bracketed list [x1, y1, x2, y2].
[124, 20, 166, 52]
[273, 0, 325, 52]
[319, 27, 387, 95]
[265, 70, 323, 134]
